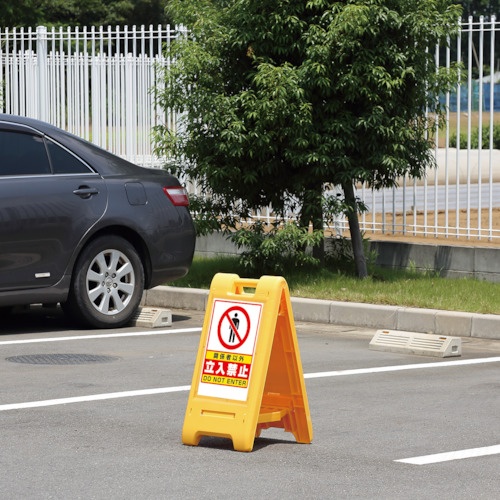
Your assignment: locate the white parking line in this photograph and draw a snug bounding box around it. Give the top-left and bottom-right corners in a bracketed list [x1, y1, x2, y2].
[0, 386, 191, 412]
[1, 356, 499, 412]
[0, 327, 202, 345]
[395, 445, 500, 464]
[304, 356, 500, 378]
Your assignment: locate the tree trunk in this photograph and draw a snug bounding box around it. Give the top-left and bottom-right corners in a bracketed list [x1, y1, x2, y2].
[299, 183, 324, 263]
[341, 180, 368, 278]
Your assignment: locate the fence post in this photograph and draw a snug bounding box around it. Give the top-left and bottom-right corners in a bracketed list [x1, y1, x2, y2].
[37, 25, 48, 121]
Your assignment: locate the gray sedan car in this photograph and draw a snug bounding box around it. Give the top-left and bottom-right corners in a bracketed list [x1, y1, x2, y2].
[0, 114, 195, 328]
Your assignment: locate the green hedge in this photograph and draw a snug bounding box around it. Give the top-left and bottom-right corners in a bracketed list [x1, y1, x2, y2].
[449, 124, 500, 149]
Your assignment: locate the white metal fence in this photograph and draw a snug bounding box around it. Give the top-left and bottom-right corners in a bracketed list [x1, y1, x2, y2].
[1, 20, 499, 242]
[353, 15, 500, 242]
[0, 24, 175, 167]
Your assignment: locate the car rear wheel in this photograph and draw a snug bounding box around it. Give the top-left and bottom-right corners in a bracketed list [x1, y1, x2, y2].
[64, 236, 144, 328]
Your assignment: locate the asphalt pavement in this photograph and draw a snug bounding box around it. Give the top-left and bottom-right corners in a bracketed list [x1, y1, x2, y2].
[1, 305, 499, 499]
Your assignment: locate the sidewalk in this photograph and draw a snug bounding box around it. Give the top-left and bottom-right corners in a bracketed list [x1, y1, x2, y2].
[143, 285, 500, 341]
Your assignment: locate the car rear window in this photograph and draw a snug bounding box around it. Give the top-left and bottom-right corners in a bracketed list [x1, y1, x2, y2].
[0, 130, 51, 176]
[46, 139, 92, 174]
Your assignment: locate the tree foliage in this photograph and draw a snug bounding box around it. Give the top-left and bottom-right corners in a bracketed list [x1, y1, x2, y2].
[232, 222, 324, 275]
[457, 0, 500, 17]
[155, 0, 461, 277]
[0, 1, 42, 27]
[0, 0, 170, 28]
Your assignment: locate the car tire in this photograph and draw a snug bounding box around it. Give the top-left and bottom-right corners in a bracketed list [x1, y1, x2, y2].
[64, 236, 145, 328]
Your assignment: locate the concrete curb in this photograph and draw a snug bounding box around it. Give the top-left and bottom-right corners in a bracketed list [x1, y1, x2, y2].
[142, 286, 500, 341]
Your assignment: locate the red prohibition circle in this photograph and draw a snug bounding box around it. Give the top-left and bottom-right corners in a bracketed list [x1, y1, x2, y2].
[217, 305, 251, 350]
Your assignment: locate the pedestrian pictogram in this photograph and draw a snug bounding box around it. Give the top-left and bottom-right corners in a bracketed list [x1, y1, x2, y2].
[182, 273, 313, 452]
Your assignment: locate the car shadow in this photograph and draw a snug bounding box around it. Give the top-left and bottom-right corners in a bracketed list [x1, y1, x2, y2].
[0, 304, 73, 335]
[0, 305, 200, 336]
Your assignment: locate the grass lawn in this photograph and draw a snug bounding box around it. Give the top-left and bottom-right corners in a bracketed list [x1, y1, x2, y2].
[170, 255, 500, 315]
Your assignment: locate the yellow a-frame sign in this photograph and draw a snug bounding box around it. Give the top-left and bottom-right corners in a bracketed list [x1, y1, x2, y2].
[182, 273, 313, 452]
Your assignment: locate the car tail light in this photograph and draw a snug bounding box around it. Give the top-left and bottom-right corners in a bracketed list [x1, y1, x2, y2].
[162, 186, 190, 206]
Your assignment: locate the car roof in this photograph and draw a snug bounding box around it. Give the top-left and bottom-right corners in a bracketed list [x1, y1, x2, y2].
[0, 113, 151, 176]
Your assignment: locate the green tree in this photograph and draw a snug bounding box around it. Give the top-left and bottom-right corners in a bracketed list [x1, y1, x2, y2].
[0, 0, 170, 28]
[131, 0, 170, 26]
[38, 0, 134, 26]
[457, 0, 500, 17]
[0, 1, 42, 27]
[155, 0, 461, 278]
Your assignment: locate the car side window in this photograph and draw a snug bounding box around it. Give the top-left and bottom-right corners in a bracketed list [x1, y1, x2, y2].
[0, 130, 51, 176]
[46, 138, 93, 174]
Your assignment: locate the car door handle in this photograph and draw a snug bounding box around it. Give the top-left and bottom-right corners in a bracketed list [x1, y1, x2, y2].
[73, 186, 99, 199]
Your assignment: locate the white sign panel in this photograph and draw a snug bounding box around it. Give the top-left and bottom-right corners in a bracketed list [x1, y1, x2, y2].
[197, 299, 263, 401]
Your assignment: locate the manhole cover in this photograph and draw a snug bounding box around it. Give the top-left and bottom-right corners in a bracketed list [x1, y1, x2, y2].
[6, 354, 120, 365]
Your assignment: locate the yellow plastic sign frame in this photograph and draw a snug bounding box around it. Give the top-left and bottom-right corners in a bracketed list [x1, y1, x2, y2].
[182, 273, 313, 452]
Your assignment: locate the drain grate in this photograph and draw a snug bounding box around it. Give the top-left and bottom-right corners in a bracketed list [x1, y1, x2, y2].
[6, 354, 120, 365]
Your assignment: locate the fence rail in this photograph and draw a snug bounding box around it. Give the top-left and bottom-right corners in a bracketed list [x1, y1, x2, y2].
[1, 20, 499, 242]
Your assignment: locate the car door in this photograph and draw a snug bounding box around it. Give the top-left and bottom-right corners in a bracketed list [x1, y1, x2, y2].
[0, 123, 107, 291]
